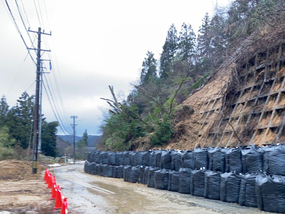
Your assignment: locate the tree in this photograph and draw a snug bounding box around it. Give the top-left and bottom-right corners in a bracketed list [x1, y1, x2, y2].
[210, 9, 227, 67]
[6, 92, 34, 149]
[140, 51, 158, 85]
[76, 130, 89, 159]
[177, 23, 196, 62]
[41, 121, 59, 157]
[81, 129, 88, 146]
[0, 96, 9, 127]
[197, 13, 211, 59]
[160, 24, 178, 80]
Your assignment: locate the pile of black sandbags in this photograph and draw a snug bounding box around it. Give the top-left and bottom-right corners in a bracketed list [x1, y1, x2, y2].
[84, 145, 285, 213]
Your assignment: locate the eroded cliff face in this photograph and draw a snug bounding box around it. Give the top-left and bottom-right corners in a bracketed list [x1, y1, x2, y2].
[166, 28, 285, 150]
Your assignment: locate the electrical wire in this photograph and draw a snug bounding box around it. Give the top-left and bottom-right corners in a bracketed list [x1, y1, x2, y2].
[4, 0, 36, 65]
[42, 76, 72, 135]
[33, 0, 42, 27]
[43, 74, 72, 134]
[15, 0, 36, 51]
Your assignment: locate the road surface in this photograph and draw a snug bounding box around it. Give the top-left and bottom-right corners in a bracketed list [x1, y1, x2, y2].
[51, 164, 269, 214]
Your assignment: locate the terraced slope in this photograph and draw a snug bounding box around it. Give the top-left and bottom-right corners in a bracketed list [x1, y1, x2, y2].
[167, 38, 285, 150]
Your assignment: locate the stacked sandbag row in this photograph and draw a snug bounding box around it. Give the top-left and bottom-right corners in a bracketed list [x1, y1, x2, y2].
[85, 145, 285, 213]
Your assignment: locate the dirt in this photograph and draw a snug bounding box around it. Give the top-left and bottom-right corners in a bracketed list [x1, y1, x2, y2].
[0, 160, 56, 214]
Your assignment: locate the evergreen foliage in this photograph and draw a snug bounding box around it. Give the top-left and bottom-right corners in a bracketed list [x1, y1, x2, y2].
[76, 129, 89, 159]
[0, 92, 59, 159]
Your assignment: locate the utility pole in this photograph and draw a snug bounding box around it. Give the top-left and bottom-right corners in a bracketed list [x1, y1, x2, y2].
[70, 116, 78, 164]
[28, 27, 51, 174]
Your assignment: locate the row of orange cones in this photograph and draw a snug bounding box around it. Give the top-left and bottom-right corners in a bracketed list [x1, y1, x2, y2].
[43, 169, 68, 214]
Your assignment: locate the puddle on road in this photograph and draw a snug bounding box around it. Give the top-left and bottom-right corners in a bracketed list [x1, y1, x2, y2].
[89, 181, 153, 213]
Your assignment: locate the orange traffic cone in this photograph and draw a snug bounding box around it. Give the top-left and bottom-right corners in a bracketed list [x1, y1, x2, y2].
[47, 173, 53, 189]
[53, 185, 63, 210]
[45, 170, 51, 184]
[50, 183, 57, 200]
[43, 169, 49, 182]
[60, 198, 68, 214]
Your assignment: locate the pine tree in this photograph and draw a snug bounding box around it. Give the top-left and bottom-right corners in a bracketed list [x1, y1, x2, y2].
[140, 51, 158, 85]
[82, 129, 88, 146]
[41, 121, 59, 157]
[210, 10, 227, 67]
[6, 92, 34, 149]
[160, 24, 178, 80]
[177, 23, 196, 62]
[0, 96, 9, 126]
[197, 13, 211, 59]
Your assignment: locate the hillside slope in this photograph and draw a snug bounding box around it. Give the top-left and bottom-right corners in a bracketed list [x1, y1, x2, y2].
[164, 20, 285, 150]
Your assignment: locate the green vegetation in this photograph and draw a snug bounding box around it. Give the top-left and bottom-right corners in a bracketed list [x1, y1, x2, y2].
[0, 93, 59, 160]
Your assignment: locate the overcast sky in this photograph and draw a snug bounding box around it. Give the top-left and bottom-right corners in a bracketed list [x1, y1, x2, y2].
[0, 0, 231, 136]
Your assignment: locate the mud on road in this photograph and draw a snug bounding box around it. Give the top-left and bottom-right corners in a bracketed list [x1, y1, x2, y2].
[51, 164, 270, 214]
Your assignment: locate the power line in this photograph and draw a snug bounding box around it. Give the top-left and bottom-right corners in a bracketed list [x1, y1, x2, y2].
[42, 80, 69, 135]
[4, 0, 36, 65]
[43, 75, 72, 135]
[15, 0, 36, 51]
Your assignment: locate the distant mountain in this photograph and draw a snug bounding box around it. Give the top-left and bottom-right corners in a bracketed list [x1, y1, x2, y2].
[57, 135, 102, 147]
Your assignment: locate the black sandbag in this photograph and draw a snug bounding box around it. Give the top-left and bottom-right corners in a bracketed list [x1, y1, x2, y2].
[179, 168, 192, 194]
[89, 162, 97, 175]
[117, 152, 124, 165]
[242, 146, 263, 174]
[84, 161, 90, 173]
[108, 151, 117, 165]
[138, 166, 145, 184]
[142, 150, 151, 166]
[113, 165, 123, 178]
[149, 150, 156, 167]
[123, 165, 132, 182]
[182, 150, 194, 169]
[87, 152, 92, 163]
[239, 174, 257, 207]
[190, 169, 206, 197]
[134, 151, 144, 166]
[104, 165, 113, 177]
[94, 150, 101, 163]
[101, 151, 109, 164]
[168, 170, 180, 192]
[156, 150, 162, 168]
[161, 150, 172, 169]
[204, 170, 221, 200]
[263, 145, 285, 176]
[99, 164, 105, 176]
[208, 147, 225, 172]
[123, 151, 131, 165]
[149, 150, 162, 167]
[88, 151, 94, 163]
[194, 148, 208, 170]
[130, 151, 136, 166]
[129, 166, 139, 183]
[256, 174, 285, 213]
[225, 147, 242, 173]
[147, 167, 159, 188]
[143, 167, 150, 185]
[171, 150, 182, 171]
[220, 172, 241, 203]
[154, 169, 169, 190]
[95, 164, 101, 175]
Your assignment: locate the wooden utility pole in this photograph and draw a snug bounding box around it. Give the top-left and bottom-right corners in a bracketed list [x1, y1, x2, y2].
[29, 27, 51, 174]
[70, 116, 78, 164]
